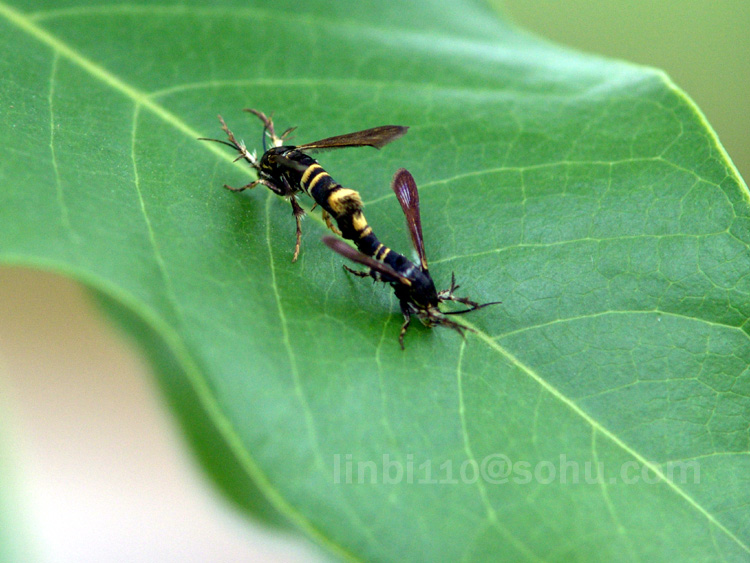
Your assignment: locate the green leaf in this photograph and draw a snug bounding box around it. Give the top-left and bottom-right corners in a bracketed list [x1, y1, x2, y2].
[2, 0, 750, 560]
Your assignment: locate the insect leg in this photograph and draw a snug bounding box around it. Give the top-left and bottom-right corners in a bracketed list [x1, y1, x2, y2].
[343, 265, 371, 278]
[223, 179, 261, 192]
[322, 209, 342, 236]
[441, 291, 502, 312]
[289, 196, 305, 262]
[443, 316, 468, 337]
[398, 310, 412, 350]
[437, 272, 484, 309]
[436, 272, 460, 299]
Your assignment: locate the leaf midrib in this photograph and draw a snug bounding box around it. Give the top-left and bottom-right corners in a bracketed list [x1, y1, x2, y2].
[2, 1, 747, 555]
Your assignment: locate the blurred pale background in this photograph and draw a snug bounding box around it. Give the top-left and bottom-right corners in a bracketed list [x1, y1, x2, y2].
[0, 269, 325, 562]
[1, 1, 747, 561]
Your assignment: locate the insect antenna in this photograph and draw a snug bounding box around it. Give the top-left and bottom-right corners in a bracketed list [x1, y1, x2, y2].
[437, 271, 501, 315]
[198, 115, 259, 168]
[260, 124, 268, 151]
[281, 126, 297, 140]
[440, 301, 501, 316]
[197, 137, 240, 151]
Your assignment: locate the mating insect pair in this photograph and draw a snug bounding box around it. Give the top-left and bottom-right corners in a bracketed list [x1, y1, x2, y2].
[200, 110, 498, 347]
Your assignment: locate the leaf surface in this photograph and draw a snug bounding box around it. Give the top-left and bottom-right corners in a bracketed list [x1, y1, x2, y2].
[2, 1, 750, 560]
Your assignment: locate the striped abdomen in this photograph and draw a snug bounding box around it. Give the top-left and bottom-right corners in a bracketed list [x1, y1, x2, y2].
[298, 162, 413, 278]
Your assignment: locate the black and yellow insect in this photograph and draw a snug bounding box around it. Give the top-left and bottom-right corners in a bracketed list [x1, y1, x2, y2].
[201, 111, 497, 347]
[200, 109, 407, 262]
[324, 168, 499, 348]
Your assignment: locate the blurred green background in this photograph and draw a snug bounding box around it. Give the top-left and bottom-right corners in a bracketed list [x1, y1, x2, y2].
[499, 0, 749, 183]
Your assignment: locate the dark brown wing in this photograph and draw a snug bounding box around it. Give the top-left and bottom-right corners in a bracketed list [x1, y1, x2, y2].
[298, 126, 408, 152]
[268, 153, 309, 174]
[391, 168, 428, 272]
[322, 236, 411, 286]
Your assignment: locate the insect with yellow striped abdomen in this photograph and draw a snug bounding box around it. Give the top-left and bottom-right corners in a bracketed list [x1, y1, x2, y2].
[201, 112, 497, 347]
[200, 109, 407, 262]
[324, 169, 500, 349]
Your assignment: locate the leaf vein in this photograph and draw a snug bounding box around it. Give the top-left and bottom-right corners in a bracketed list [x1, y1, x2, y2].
[263, 194, 382, 555]
[495, 310, 747, 341]
[455, 342, 543, 561]
[264, 194, 323, 466]
[130, 103, 183, 325]
[48, 51, 73, 238]
[459, 322, 750, 554]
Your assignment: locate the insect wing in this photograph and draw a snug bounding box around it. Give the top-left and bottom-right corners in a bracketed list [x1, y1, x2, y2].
[391, 168, 428, 272]
[298, 125, 408, 152]
[269, 153, 309, 174]
[322, 236, 411, 285]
